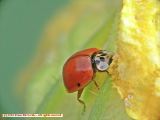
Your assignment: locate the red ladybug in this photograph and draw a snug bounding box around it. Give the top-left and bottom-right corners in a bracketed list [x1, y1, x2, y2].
[63, 48, 113, 111]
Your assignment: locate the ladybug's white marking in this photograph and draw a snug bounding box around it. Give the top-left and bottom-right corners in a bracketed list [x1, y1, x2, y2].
[94, 56, 109, 71]
[94, 50, 112, 71]
[101, 62, 108, 70]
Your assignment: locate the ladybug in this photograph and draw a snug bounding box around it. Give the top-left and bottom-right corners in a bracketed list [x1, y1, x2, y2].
[62, 48, 113, 111]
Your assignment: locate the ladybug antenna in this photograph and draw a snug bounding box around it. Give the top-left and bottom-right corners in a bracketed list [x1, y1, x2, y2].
[77, 88, 86, 113]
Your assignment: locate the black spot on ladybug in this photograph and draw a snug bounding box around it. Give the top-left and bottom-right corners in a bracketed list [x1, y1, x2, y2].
[77, 83, 81, 87]
[95, 60, 100, 64]
[108, 57, 113, 65]
[100, 57, 105, 61]
[101, 53, 107, 56]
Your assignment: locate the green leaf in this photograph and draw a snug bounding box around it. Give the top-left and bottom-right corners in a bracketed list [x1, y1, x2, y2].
[88, 77, 132, 120]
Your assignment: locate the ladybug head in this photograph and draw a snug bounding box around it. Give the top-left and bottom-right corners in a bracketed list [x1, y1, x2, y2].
[92, 50, 113, 72]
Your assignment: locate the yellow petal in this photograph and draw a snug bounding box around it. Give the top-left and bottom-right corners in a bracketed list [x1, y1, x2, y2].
[109, 0, 160, 119]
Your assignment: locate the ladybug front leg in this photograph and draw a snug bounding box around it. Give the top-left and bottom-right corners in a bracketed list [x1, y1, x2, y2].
[93, 80, 100, 90]
[92, 71, 100, 90]
[77, 88, 86, 112]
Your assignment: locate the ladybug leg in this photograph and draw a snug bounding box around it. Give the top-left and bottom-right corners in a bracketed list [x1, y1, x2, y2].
[77, 88, 86, 112]
[93, 80, 100, 90]
[92, 72, 100, 90]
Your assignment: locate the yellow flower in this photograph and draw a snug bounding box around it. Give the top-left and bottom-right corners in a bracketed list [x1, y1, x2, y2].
[109, 0, 160, 120]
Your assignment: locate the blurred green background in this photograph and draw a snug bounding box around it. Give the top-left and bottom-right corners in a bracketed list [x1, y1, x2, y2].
[0, 0, 132, 119]
[0, 0, 69, 113]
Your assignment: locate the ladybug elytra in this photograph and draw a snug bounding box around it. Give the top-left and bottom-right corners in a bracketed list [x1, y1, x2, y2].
[62, 48, 113, 111]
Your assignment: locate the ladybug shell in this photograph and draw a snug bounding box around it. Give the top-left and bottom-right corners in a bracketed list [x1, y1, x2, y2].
[63, 48, 99, 93]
